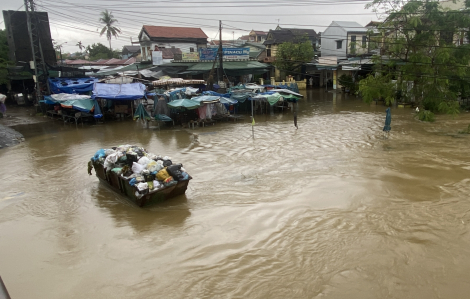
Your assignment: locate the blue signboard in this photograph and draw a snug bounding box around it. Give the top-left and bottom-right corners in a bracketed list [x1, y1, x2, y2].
[199, 48, 250, 60]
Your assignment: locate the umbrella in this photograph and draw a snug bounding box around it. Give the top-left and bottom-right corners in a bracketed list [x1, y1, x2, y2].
[133, 103, 151, 121]
[191, 95, 220, 104]
[167, 99, 201, 110]
[383, 107, 391, 132]
[155, 114, 172, 121]
[93, 100, 103, 119]
[219, 97, 238, 105]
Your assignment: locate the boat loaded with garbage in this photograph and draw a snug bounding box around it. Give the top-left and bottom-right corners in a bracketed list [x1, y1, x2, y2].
[88, 145, 191, 207]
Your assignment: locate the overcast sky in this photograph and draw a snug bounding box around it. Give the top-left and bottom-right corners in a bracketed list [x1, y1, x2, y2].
[1, 0, 380, 53]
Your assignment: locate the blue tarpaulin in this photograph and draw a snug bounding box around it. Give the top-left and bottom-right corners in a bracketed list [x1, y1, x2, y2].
[92, 83, 147, 100]
[202, 91, 231, 98]
[43, 95, 103, 118]
[48, 78, 99, 94]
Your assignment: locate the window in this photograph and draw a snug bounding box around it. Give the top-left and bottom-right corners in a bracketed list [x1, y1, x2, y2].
[440, 31, 453, 45]
[350, 35, 356, 53]
[362, 36, 367, 48]
[190, 47, 194, 52]
[267, 49, 272, 57]
[336, 40, 343, 49]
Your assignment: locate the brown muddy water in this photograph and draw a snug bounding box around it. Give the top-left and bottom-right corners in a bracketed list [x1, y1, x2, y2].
[1, 90, 470, 298]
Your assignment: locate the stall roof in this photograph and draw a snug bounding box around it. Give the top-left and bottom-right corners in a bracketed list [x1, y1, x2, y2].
[48, 77, 99, 94]
[92, 83, 147, 100]
[93, 63, 154, 76]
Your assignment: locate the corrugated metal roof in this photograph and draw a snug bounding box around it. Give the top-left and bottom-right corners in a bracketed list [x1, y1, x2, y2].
[143, 25, 208, 39]
[333, 21, 367, 33]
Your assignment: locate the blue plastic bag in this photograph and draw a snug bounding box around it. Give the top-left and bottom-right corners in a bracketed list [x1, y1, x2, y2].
[91, 149, 106, 162]
[129, 178, 137, 186]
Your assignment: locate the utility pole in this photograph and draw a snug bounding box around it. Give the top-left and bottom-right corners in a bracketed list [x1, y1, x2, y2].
[218, 20, 223, 83]
[24, 0, 50, 103]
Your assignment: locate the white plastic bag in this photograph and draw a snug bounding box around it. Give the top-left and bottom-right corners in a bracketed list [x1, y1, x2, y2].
[103, 152, 123, 169]
[147, 161, 163, 172]
[138, 156, 151, 166]
[136, 182, 148, 191]
[152, 180, 161, 189]
[132, 162, 145, 174]
[105, 149, 116, 156]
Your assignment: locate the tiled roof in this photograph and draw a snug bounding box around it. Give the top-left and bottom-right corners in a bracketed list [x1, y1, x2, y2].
[239, 35, 250, 41]
[263, 28, 317, 45]
[65, 59, 92, 65]
[143, 25, 208, 39]
[253, 31, 268, 36]
[123, 45, 141, 52]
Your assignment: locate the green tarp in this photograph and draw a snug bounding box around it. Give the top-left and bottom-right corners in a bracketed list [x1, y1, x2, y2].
[133, 103, 151, 121]
[167, 99, 201, 110]
[266, 93, 284, 105]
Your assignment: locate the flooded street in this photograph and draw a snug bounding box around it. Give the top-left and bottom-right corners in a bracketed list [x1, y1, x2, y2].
[1, 90, 470, 298]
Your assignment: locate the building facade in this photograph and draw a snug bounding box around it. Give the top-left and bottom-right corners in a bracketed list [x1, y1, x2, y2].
[138, 25, 208, 62]
[321, 21, 369, 58]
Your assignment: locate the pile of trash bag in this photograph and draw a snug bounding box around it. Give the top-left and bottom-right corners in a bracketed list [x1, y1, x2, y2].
[90, 145, 189, 197]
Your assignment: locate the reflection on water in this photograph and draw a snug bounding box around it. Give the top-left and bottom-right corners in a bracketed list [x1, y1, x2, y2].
[1, 90, 470, 298]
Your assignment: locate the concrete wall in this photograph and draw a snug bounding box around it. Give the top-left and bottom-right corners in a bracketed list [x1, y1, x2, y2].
[140, 42, 203, 61]
[321, 22, 348, 58]
[440, 0, 465, 10]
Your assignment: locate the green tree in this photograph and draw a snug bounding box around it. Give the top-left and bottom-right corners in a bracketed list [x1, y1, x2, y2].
[76, 41, 85, 53]
[86, 43, 114, 60]
[361, 0, 470, 121]
[0, 29, 11, 86]
[273, 38, 314, 76]
[99, 10, 121, 51]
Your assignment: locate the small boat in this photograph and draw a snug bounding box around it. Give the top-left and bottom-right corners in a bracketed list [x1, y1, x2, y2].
[89, 145, 191, 207]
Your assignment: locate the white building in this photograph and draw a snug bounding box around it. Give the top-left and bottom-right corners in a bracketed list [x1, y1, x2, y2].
[321, 21, 369, 59]
[138, 25, 208, 62]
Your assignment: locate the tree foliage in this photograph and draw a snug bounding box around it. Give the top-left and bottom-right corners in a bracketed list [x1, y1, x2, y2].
[273, 38, 314, 75]
[86, 43, 117, 60]
[99, 10, 121, 51]
[0, 29, 11, 86]
[361, 0, 470, 121]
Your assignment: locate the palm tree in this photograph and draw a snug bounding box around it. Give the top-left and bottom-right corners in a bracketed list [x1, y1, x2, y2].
[76, 41, 84, 53]
[99, 10, 121, 51]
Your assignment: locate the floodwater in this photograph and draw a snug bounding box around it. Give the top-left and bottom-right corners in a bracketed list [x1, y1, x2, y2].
[1, 90, 470, 298]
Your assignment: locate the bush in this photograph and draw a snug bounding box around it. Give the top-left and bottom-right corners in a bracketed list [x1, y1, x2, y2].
[416, 110, 435, 122]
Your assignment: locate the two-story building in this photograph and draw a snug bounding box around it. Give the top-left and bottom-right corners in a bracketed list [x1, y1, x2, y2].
[239, 30, 269, 43]
[321, 21, 369, 59]
[138, 25, 208, 62]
